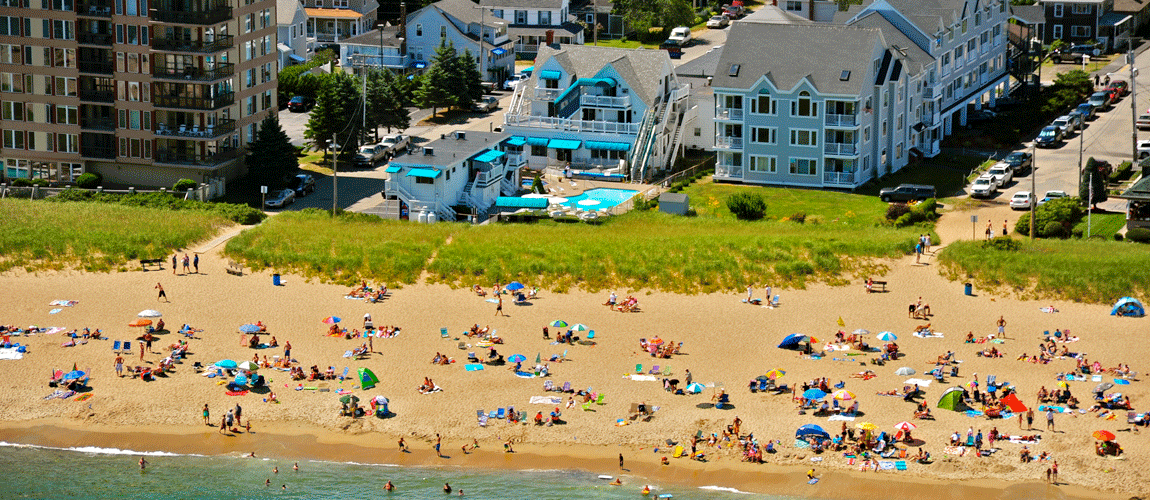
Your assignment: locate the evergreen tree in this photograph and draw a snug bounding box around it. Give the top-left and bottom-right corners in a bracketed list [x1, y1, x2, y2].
[305, 71, 362, 163]
[415, 41, 459, 117]
[246, 113, 298, 187]
[1079, 157, 1109, 208]
[450, 49, 486, 110]
[366, 69, 411, 138]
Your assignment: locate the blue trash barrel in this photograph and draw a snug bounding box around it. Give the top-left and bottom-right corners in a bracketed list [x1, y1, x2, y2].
[964, 283, 972, 295]
[273, 274, 281, 286]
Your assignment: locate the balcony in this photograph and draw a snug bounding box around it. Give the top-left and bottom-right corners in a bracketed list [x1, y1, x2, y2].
[77, 1, 112, 17]
[155, 119, 236, 139]
[714, 136, 743, 149]
[534, 88, 561, 101]
[580, 95, 629, 108]
[79, 89, 114, 103]
[153, 92, 235, 111]
[80, 145, 115, 159]
[79, 60, 114, 75]
[715, 164, 743, 178]
[824, 143, 857, 156]
[78, 32, 113, 46]
[81, 117, 116, 131]
[151, 34, 234, 53]
[824, 113, 857, 127]
[150, 5, 233, 26]
[922, 85, 938, 99]
[154, 147, 243, 167]
[153, 63, 235, 82]
[715, 107, 743, 121]
[504, 114, 639, 134]
[823, 171, 858, 185]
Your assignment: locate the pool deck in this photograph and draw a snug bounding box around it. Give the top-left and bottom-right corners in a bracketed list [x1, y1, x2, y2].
[540, 171, 657, 209]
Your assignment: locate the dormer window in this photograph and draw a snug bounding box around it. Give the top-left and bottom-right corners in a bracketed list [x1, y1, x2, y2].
[728, 64, 740, 77]
[539, 11, 551, 25]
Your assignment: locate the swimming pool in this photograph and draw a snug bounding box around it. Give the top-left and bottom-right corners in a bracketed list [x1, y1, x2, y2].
[562, 188, 639, 210]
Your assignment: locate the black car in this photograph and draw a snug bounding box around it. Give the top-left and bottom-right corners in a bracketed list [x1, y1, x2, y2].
[293, 174, 316, 196]
[1035, 126, 1062, 148]
[1003, 151, 1032, 175]
[287, 96, 314, 112]
[1051, 44, 1100, 64]
[879, 184, 936, 202]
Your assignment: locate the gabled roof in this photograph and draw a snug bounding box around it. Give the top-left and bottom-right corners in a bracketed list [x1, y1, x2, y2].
[712, 22, 882, 94]
[340, 26, 405, 47]
[1010, 4, 1045, 24]
[532, 45, 671, 106]
[1114, 0, 1150, 14]
[480, 0, 565, 7]
[277, 0, 303, 25]
[429, 0, 500, 26]
[879, 0, 968, 37]
[741, 4, 813, 24]
[851, 11, 932, 76]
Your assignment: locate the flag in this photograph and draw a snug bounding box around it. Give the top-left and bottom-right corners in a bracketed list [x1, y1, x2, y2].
[837, 317, 845, 327]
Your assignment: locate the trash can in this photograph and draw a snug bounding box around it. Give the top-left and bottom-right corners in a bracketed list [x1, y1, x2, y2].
[273, 274, 281, 286]
[964, 283, 972, 296]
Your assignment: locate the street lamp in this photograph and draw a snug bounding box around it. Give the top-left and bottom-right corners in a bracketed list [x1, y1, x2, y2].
[1030, 142, 1037, 241]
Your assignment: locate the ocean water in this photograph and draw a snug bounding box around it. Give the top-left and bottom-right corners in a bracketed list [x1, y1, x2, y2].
[0, 442, 796, 499]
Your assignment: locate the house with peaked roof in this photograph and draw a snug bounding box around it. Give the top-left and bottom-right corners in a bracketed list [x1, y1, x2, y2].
[480, 0, 584, 56]
[278, 0, 309, 67]
[301, 0, 380, 43]
[1035, 0, 1135, 51]
[407, 0, 517, 83]
[501, 44, 692, 182]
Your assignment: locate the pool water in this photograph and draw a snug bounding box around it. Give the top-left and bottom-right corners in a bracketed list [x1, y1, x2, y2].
[562, 188, 639, 210]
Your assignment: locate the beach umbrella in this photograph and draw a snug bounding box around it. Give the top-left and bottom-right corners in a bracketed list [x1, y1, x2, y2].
[505, 282, 525, 291]
[508, 354, 527, 363]
[359, 367, 379, 390]
[62, 370, 86, 381]
[234, 373, 248, 386]
[535, 353, 541, 364]
[876, 332, 897, 341]
[802, 389, 827, 400]
[856, 422, 878, 431]
[322, 316, 341, 325]
[832, 390, 856, 401]
[894, 421, 917, 432]
[1093, 430, 1116, 441]
[685, 382, 705, 394]
[1115, 378, 1131, 385]
[237, 361, 258, 371]
[778, 333, 808, 348]
[1094, 382, 1114, 393]
[765, 369, 786, 380]
[216, 359, 238, 369]
[795, 424, 829, 439]
[128, 319, 152, 328]
[373, 395, 389, 405]
[853, 329, 870, 336]
[137, 309, 163, 318]
[894, 367, 915, 376]
[238, 324, 261, 334]
[755, 375, 770, 382]
[569, 323, 589, 332]
[1058, 381, 1069, 389]
[339, 394, 360, 405]
[549, 320, 569, 328]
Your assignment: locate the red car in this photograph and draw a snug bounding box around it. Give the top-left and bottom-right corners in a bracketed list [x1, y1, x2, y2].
[1106, 80, 1130, 97]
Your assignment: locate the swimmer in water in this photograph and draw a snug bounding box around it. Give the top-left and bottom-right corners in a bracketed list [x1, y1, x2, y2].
[139, 458, 148, 470]
[610, 478, 622, 485]
[384, 480, 394, 491]
[293, 462, 299, 471]
[443, 482, 452, 493]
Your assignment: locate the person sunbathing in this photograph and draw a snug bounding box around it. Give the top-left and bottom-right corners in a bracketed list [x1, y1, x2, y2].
[474, 284, 486, 296]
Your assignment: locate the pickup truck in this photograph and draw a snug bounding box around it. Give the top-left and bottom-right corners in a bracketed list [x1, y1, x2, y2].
[380, 134, 411, 156]
[666, 27, 692, 46]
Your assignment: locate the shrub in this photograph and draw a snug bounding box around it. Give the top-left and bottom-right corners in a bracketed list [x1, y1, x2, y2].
[173, 179, 197, 191]
[789, 211, 807, 224]
[1041, 221, 1065, 238]
[10, 178, 31, 187]
[1109, 161, 1133, 183]
[1128, 227, 1150, 243]
[885, 203, 911, 221]
[75, 172, 101, 189]
[725, 192, 766, 220]
[47, 189, 266, 224]
[1014, 198, 1083, 237]
[30, 178, 49, 187]
[981, 236, 1022, 251]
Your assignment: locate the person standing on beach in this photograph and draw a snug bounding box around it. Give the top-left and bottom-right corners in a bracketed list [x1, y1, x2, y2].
[685, 369, 693, 385]
[1052, 461, 1059, 483]
[193, 253, 199, 273]
[139, 341, 145, 361]
[219, 416, 227, 434]
[202, 404, 210, 425]
[1046, 408, 1055, 431]
[997, 316, 1006, 338]
[234, 403, 243, 427]
[1026, 409, 1035, 430]
[435, 433, 442, 457]
[283, 341, 292, 362]
[495, 295, 505, 316]
[182, 253, 190, 274]
[114, 355, 124, 377]
[1003, 220, 1009, 237]
[915, 240, 923, 264]
[985, 222, 993, 240]
[155, 283, 168, 302]
[1019, 412, 1025, 430]
[619, 453, 624, 469]
[172, 254, 177, 275]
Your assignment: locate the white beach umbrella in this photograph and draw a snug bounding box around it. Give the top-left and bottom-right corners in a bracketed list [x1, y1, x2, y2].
[894, 367, 915, 376]
[138, 309, 163, 318]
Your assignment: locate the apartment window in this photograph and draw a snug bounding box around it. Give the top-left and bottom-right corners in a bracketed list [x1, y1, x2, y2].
[0, 16, 18, 36]
[332, 0, 346, 7]
[262, 90, 272, 110]
[720, 94, 742, 109]
[1053, 4, 1063, 17]
[0, 44, 19, 64]
[54, 76, 75, 96]
[143, 140, 151, 159]
[585, 13, 593, 23]
[790, 129, 818, 147]
[262, 63, 273, 84]
[789, 158, 816, 176]
[129, 138, 140, 157]
[3, 129, 23, 149]
[128, 53, 139, 73]
[52, 0, 73, 11]
[0, 73, 21, 93]
[792, 91, 816, 117]
[785, 0, 801, 10]
[128, 81, 139, 101]
[55, 105, 77, 124]
[291, 25, 296, 39]
[118, 137, 126, 156]
[262, 8, 271, 27]
[125, 0, 136, 15]
[975, 12, 980, 26]
[750, 93, 775, 114]
[1052, 25, 1063, 40]
[1071, 26, 1090, 38]
[530, 144, 546, 156]
[52, 19, 72, 40]
[967, 39, 976, 54]
[954, 46, 963, 60]
[863, 126, 871, 142]
[246, 68, 254, 88]
[539, 11, 551, 24]
[750, 127, 776, 144]
[245, 14, 253, 33]
[947, 28, 954, 41]
[749, 155, 776, 173]
[1072, 4, 1090, 14]
[961, 19, 967, 34]
[2, 101, 23, 121]
[897, 114, 903, 130]
[941, 53, 950, 67]
[415, 24, 422, 36]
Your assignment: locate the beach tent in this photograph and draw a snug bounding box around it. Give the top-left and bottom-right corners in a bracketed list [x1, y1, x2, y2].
[1111, 297, 1145, 317]
[359, 367, 379, 390]
[778, 333, 807, 349]
[937, 387, 965, 411]
[1000, 393, 1028, 413]
[795, 424, 830, 439]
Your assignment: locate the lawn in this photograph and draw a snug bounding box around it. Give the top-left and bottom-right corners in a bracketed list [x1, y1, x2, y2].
[0, 199, 231, 273]
[1073, 212, 1126, 239]
[681, 179, 888, 226]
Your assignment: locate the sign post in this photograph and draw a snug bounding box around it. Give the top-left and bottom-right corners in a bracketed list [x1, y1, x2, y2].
[971, 214, 978, 240]
[260, 185, 267, 209]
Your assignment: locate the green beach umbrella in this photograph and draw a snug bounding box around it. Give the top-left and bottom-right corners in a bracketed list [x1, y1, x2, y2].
[358, 367, 379, 390]
[535, 353, 541, 364]
[549, 320, 569, 328]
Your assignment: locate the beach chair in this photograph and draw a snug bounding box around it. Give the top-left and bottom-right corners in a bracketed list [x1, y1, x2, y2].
[663, 366, 672, 376]
[488, 410, 498, 418]
[635, 364, 643, 374]
[457, 341, 466, 350]
[561, 381, 572, 392]
[112, 340, 121, 353]
[496, 408, 506, 419]
[441, 327, 449, 338]
[648, 365, 660, 375]
[832, 399, 842, 414]
[339, 367, 349, 381]
[477, 411, 488, 427]
[716, 393, 730, 409]
[758, 379, 769, 392]
[506, 406, 516, 422]
[543, 380, 555, 391]
[771, 295, 780, 307]
[595, 393, 606, 405]
[467, 352, 479, 362]
[582, 401, 593, 411]
[122, 341, 132, 355]
[587, 330, 595, 339]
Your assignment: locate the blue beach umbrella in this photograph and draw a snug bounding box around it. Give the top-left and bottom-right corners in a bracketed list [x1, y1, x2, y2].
[62, 370, 86, 381]
[234, 373, 248, 386]
[795, 424, 830, 439]
[216, 359, 238, 369]
[508, 354, 527, 363]
[802, 389, 827, 400]
[505, 282, 525, 291]
[778, 333, 808, 348]
[570, 323, 589, 332]
[238, 324, 261, 334]
[876, 332, 897, 341]
[549, 320, 569, 328]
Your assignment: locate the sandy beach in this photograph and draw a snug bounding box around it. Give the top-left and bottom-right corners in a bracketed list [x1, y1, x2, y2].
[0, 223, 1144, 498]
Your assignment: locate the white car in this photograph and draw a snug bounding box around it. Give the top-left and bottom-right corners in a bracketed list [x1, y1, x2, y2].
[1009, 191, 1035, 210]
[986, 163, 1013, 188]
[667, 27, 692, 46]
[1038, 190, 1068, 205]
[706, 15, 730, 29]
[1139, 140, 1150, 159]
[503, 73, 527, 91]
[264, 188, 296, 208]
[971, 175, 998, 198]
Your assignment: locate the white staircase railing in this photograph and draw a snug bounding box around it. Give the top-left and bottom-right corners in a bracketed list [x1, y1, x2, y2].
[667, 104, 691, 169]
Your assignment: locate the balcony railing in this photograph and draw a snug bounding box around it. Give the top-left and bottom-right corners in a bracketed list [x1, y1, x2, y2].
[534, 88, 561, 101]
[348, 53, 410, 69]
[80, 145, 115, 159]
[922, 85, 937, 99]
[81, 117, 116, 131]
[155, 119, 236, 139]
[824, 143, 857, 156]
[823, 171, 858, 185]
[503, 114, 640, 134]
[78, 32, 113, 46]
[153, 63, 235, 82]
[714, 136, 743, 149]
[79, 89, 114, 103]
[79, 60, 114, 75]
[715, 165, 743, 178]
[824, 113, 857, 127]
[153, 92, 235, 110]
[715, 107, 743, 120]
[154, 147, 243, 166]
[580, 95, 629, 108]
[77, 1, 112, 17]
[150, 5, 233, 25]
[151, 34, 234, 53]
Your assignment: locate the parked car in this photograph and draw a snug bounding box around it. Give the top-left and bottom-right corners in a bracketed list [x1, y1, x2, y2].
[1051, 116, 1073, 135]
[1107, 80, 1130, 97]
[1038, 190, 1068, 205]
[706, 15, 730, 28]
[292, 174, 316, 196]
[1009, 191, 1035, 210]
[380, 134, 411, 156]
[1035, 126, 1062, 147]
[1051, 44, 1100, 63]
[986, 163, 1013, 187]
[1088, 91, 1111, 111]
[1003, 151, 1032, 174]
[503, 73, 527, 91]
[354, 143, 386, 168]
[990, 96, 1022, 112]
[967, 109, 997, 124]
[264, 188, 296, 208]
[287, 96, 314, 112]
[723, 3, 745, 18]
[1138, 140, 1150, 159]
[1138, 114, 1150, 130]
[879, 184, 936, 202]
[970, 175, 998, 198]
[1076, 102, 1097, 121]
[666, 26, 692, 46]
[472, 96, 499, 113]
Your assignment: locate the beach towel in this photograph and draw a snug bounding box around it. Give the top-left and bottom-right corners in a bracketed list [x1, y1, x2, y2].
[878, 461, 896, 470]
[810, 457, 823, 462]
[827, 415, 856, 421]
[344, 295, 364, 300]
[793, 439, 810, 449]
[964, 410, 985, 417]
[45, 327, 67, 335]
[335, 389, 352, 395]
[75, 394, 92, 402]
[515, 371, 538, 378]
[49, 300, 78, 307]
[629, 374, 657, 381]
[529, 396, 562, 405]
[226, 390, 249, 396]
[465, 364, 484, 371]
[1038, 405, 1068, 413]
[49, 309, 63, 315]
[485, 298, 499, 303]
[895, 461, 908, 470]
[904, 378, 932, 387]
[912, 331, 944, 339]
[1007, 436, 1041, 444]
[1040, 307, 1059, 313]
[0, 348, 24, 360]
[943, 446, 966, 456]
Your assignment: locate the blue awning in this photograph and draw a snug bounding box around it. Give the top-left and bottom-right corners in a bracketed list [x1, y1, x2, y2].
[289, 53, 306, 62]
[525, 137, 549, 146]
[585, 140, 631, 151]
[473, 149, 506, 163]
[548, 139, 581, 150]
[540, 70, 561, 80]
[522, 66, 534, 74]
[384, 165, 402, 173]
[491, 47, 507, 56]
[506, 136, 527, 146]
[405, 168, 442, 179]
[495, 197, 549, 209]
[410, 61, 427, 69]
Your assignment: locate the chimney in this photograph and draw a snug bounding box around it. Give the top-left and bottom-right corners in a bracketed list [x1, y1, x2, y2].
[424, 147, 434, 156]
[455, 131, 467, 140]
[546, 30, 554, 46]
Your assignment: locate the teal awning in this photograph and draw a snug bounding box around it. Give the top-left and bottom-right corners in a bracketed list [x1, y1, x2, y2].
[473, 149, 506, 163]
[554, 77, 619, 107]
[540, 70, 561, 80]
[585, 140, 631, 151]
[405, 168, 442, 179]
[506, 136, 527, 146]
[522, 66, 534, 74]
[495, 196, 549, 209]
[548, 139, 581, 150]
[384, 165, 402, 173]
[525, 137, 549, 146]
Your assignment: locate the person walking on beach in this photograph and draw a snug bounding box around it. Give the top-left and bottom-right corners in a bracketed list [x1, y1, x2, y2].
[398, 438, 407, 452]
[619, 453, 624, 469]
[985, 222, 993, 240]
[114, 355, 124, 377]
[202, 404, 210, 425]
[193, 253, 199, 273]
[219, 416, 227, 434]
[182, 253, 191, 274]
[495, 294, 505, 316]
[1046, 408, 1055, 431]
[155, 283, 168, 302]
[915, 240, 923, 264]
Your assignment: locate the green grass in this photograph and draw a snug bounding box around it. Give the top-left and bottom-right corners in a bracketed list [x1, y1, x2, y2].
[0, 199, 231, 273]
[681, 179, 887, 225]
[938, 238, 1150, 303]
[1073, 212, 1126, 239]
[590, 39, 651, 50]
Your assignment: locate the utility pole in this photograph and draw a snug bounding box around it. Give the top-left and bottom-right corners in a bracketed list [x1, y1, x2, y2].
[333, 139, 340, 216]
[1130, 38, 1139, 167]
[1088, 170, 1094, 237]
[1030, 143, 1036, 240]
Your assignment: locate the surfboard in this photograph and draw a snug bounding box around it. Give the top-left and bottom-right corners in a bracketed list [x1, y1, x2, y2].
[657, 494, 674, 498]
[808, 478, 820, 485]
[597, 475, 613, 480]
